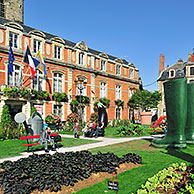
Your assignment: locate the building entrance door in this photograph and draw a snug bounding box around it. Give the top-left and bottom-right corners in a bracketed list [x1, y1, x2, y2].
[6, 101, 23, 119]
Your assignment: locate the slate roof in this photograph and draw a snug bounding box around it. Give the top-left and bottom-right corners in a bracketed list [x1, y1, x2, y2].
[158, 62, 186, 81]
[0, 17, 131, 66]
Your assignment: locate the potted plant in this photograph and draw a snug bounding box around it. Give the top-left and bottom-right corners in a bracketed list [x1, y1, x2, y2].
[128, 89, 161, 125]
[52, 92, 68, 102]
[75, 95, 89, 104]
[45, 113, 61, 130]
[115, 99, 124, 108]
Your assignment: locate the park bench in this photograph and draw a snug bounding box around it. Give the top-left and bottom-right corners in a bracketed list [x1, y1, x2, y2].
[20, 133, 62, 152]
[150, 115, 167, 133]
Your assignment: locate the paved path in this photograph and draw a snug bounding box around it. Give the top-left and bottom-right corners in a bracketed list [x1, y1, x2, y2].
[0, 134, 163, 163]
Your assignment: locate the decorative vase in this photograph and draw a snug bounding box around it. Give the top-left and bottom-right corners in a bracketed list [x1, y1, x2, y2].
[140, 112, 153, 125]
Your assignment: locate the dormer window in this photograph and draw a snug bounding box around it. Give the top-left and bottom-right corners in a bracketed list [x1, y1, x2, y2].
[9, 32, 18, 48]
[129, 68, 134, 79]
[54, 45, 61, 59]
[170, 70, 175, 78]
[79, 53, 84, 65]
[101, 60, 106, 71]
[190, 67, 194, 75]
[116, 65, 121, 75]
[33, 39, 42, 53]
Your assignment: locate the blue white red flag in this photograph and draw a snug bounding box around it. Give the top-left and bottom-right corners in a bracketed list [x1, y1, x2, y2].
[24, 46, 40, 79]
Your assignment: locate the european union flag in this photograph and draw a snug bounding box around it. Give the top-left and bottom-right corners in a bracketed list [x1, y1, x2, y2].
[8, 46, 15, 76]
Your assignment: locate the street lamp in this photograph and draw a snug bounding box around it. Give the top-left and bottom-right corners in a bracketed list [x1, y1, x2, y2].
[74, 79, 87, 123]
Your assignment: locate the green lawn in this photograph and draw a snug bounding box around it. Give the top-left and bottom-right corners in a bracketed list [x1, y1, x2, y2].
[74, 139, 194, 194]
[104, 125, 156, 138]
[0, 137, 100, 159]
[58, 125, 157, 138]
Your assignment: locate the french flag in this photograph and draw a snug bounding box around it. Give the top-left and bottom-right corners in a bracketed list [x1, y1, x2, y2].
[24, 46, 40, 79]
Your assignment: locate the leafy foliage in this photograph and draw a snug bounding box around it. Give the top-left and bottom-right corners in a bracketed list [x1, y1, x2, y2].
[75, 95, 90, 104]
[128, 89, 161, 112]
[116, 124, 144, 136]
[115, 99, 124, 108]
[67, 112, 79, 123]
[30, 106, 37, 116]
[0, 105, 24, 140]
[3, 87, 50, 101]
[45, 113, 61, 125]
[69, 100, 79, 113]
[89, 112, 98, 123]
[0, 151, 142, 193]
[52, 92, 68, 102]
[136, 163, 188, 194]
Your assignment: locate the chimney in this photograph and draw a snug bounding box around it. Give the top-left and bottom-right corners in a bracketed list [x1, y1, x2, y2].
[159, 54, 165, 75]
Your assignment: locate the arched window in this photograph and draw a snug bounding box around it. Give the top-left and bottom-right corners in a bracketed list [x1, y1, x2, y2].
[32, 70, 43, 91]
[53, 73, 62, 92]
[8, 64, 22, 86]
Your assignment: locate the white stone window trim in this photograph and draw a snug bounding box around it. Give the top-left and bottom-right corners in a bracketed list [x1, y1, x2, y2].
[169, 69, 175, 78]
[189, 66, 194, 76]
[31, 69, 45, 91]
[115, 85, 121, 100]
[52, 71, 65, 93]
[51, 41, 64, 61]
[100, 59, 107, 72]
[129, 68, 134, 79]
[100, 82, 107, 98]
[52, 103, 64, 121]
[6, 27, 22, 50]
[116, 64, 121, 75]
[5, 61, 24, 86]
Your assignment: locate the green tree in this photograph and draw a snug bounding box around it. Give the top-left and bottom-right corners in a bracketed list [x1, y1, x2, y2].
[0, 105, 16, 139]
[30, 106, 37, 116]
[128, 89, 161, 112]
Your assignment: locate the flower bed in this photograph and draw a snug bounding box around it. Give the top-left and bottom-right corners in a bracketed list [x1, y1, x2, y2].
[45, 113, 61, 125]
[0, 151, 142, 193]
[136, 162, 192, 194]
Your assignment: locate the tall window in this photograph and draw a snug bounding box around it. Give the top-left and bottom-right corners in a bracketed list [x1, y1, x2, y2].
[53, 73, 62, 92]
[77, 78, 86, 96]
[116, 108, 121, 120]
[91, 56, 95, 68]
[100, 82, 106, 98]
[9, 32, 18, 48]
[116, 85, 121, 99]
[54, 45, 61, 59]
[32, 70, 43, 91]
[116, 65, 121, 75]
[190, 67, 194, 75]
[79, 53, 84, 65]
[100, 60, 106, 71]
[8, 65, 22, 86]
[129, 68, 134, 79]
[33, 39, 41, 53]
[129, 88, 133, 99]
[54, 105, 63, 120]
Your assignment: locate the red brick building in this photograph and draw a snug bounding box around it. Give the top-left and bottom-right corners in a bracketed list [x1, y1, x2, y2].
[0, 0, 141, 122]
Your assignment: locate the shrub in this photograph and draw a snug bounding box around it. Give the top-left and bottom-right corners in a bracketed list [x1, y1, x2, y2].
[67, 112, 79, 126]
[90, 112, 98, 123]
[115, 99, 124, 108]
[30, 106, 37, 116]
[116, 124, 144, 136]
[52, 92, 68, 102]
[75, 95, 89, 104]
[70, 100, 79, 113]
[0, 105, 23, 140]
[45, 113, 61, 125]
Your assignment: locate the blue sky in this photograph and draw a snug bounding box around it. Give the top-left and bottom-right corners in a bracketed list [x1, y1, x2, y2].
[24, 0, 194, 91]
